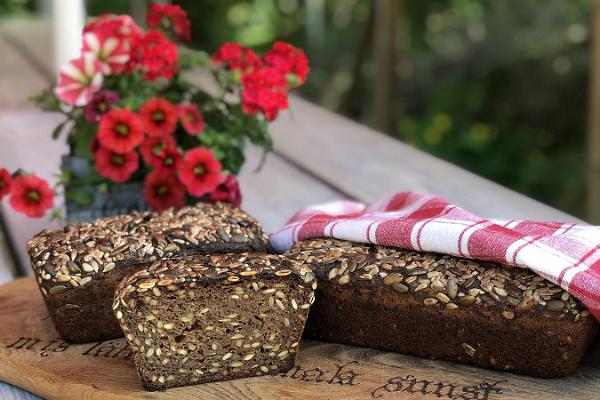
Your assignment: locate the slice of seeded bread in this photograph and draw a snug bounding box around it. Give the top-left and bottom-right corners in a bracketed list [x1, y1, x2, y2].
[113, 253, 316, 390]
[28, 202, 268, 343]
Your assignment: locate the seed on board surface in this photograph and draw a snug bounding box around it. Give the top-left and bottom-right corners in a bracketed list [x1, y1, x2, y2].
[338, 275, 350, 285]
[446, 303, 459, 310]
[275, 269, 292, 277]
[383, 273, 402, 286]
[462, 343, 476, 357]
[546, 300, 565, 312]
[502, 310, 515, 320]
[222, 353, 233, 360]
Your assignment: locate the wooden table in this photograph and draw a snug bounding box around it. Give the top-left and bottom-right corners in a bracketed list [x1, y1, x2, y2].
[0, 18, 593, 400]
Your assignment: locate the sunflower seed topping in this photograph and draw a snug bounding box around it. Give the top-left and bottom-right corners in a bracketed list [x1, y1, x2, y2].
[288, 239, 589, 321]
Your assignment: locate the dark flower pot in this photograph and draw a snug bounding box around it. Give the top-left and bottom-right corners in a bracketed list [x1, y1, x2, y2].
[62, 156, 149, 224]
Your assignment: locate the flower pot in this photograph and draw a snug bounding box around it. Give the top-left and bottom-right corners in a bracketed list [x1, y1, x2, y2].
[62, 156, 149, 224]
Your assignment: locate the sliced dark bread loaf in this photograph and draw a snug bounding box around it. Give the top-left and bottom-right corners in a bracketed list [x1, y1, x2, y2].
[288, 239, 598, 378]
[27, 202, 267, 343]
[113, 253, 316, 390]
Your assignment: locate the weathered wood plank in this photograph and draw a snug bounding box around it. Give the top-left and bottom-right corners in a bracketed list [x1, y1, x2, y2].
[238, 147, 345, 232]
[0, 19, 54, 80]
[1, 278, 599, 400]
[0, 34, 49, 109]
[270, 99, 583, 222]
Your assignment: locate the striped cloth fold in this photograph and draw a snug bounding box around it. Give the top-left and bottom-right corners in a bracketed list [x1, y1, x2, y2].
[269, 191, 600, 321]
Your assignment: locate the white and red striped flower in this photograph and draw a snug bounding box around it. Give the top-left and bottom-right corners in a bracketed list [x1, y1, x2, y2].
[54, 53, 103, 107]
[82, 32, 130, 74]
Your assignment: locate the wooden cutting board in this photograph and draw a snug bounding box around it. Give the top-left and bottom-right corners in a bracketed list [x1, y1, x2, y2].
[1, 278, 600, 400]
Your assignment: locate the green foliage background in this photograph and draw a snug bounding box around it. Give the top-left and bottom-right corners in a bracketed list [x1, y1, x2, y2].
[4, 0, 592, 218]
[176, 0, 591, 218]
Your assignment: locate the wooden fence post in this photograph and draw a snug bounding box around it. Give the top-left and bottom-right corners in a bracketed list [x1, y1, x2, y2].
[371, 0, 399, 132]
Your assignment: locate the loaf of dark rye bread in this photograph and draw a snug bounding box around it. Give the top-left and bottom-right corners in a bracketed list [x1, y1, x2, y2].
[288, 239, 598, 378]
[27, 202, 268, 343]
[113, 253, 316, 390]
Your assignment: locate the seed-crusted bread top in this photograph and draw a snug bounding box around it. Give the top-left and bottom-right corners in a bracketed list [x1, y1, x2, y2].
[28, 202, 267, 295]
[289, 239, 591, 322]
[113, 253, 318, 316]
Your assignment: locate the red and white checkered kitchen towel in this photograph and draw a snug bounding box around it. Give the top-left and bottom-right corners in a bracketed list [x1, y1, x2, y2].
[269, 191, 600, 321]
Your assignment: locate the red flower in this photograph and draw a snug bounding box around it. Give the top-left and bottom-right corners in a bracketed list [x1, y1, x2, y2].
[212, 43, 261, 73]
[154, 147, 181, 173]
[178, 148, 222, 197]
[84, 91, 120, 123]
[208, 175, 242, 207]
[97, 109, 144, 153]
[139, 97, 178, 137]
[95, 147, 139, 182]
[54, 53, 103, 106]
[146, 3, 191, 42]
[0, 168, 12, 200]
[241, 67, 289, 120]
[264, 41, 310, 84]
[140, 136, 177, 167]
[131, 31, 179, 81]
[143, 170, 185, 211]
[84, 14, 143, 44]
[178, 104, 205, 135]
[9, 175, 54, 218]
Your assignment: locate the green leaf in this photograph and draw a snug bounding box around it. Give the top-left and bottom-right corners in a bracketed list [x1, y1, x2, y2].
[65, 186, 94, 206]
[69, 122, 97, 160]
[51, 121, 68, 140]
[29, 88, 62, 112]
[49, 208, 63, 222]
[179, 49, 211, 68]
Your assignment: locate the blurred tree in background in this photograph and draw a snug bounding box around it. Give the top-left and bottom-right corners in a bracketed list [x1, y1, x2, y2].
[179, 0, 593, 218]
[2, 0, 593, 218]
